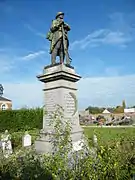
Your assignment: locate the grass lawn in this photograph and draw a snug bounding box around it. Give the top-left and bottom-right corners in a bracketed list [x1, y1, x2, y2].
[83, 127, 135, 143]
[1, 127, 134, 149]
[11, 127, 135, 144]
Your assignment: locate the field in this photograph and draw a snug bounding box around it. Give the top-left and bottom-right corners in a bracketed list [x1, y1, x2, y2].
[83, 127, 135, 143]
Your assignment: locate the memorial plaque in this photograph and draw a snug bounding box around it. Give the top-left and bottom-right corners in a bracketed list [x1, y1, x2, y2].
[45, 92, 56, 112]
[44, 91, 56, 126]
[64, 93, 75, 115]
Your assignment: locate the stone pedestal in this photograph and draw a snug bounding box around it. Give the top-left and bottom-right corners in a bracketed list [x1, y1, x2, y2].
[35, 63, 83, 153]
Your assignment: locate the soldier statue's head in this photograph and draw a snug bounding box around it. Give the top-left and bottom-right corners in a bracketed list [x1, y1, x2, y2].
[55, 12, 64, 20]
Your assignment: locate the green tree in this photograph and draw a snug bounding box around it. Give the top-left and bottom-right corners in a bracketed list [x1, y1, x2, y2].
[85, 106, 104, 114]
[122, 100, 126, 109]
[114, 106, 124, 113]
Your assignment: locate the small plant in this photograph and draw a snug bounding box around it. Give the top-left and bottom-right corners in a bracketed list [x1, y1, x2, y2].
[47, 105, 73, 179]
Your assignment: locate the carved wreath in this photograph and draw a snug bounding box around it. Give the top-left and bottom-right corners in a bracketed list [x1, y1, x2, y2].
[69, 92, 78, 116]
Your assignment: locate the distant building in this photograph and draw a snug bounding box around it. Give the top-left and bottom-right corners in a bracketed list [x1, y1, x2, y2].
[79, 110, 89, 116]
[124, 108, 135, 113]
[0, 96, 12, 110]
[0, 84, 12, 110]
[102, 109, 111, 114]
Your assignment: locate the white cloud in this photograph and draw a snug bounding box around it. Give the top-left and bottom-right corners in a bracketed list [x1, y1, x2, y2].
[22, 50, 46, 60]
[70, 29, 131, 50]
[103, 31, 131, 44]
[70, 12, 135, 50]
[2, 74, 135, 110]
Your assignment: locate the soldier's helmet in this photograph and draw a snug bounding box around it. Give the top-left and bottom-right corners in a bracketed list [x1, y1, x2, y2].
[56, 12, 64, 19]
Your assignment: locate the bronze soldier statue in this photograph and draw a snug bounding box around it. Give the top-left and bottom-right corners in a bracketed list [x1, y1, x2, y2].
[46, 12, 72, 65]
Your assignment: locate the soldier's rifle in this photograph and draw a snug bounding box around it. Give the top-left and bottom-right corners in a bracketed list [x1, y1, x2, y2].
[61, 23, 72, 65]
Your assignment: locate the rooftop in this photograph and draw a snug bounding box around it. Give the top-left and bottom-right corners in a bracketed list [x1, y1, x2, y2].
[0, 96, 11, 102]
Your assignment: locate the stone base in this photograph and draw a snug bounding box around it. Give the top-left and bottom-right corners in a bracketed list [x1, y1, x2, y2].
[35, 63, 83, 154]
[35, 139, 52, 154]
[35, 128, 83, 154]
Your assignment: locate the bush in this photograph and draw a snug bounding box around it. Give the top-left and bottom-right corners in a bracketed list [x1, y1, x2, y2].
[0, 108, 43, 132]
[0, 149, 53, 180]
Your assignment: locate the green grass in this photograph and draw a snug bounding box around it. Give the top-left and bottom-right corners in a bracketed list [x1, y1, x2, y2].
[2, 127, 134, 150]
[83, 127, 135, 143]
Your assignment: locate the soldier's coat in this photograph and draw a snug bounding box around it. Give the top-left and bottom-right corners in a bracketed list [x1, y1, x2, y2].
[48, 19, 70, 55]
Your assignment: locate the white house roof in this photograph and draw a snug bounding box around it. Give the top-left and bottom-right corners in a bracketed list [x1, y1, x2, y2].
[102, 109, 111, 114]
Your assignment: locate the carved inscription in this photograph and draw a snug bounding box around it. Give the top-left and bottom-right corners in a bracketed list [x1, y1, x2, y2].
[44, 92, 56, 126]
[45, 92, 55, 112]
[64, 93, 75, 115]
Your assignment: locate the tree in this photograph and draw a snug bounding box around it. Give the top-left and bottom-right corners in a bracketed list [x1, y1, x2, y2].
[85, 106, 104, 114]
[122, 100, 126, 109]
[114, 106, 124, 113]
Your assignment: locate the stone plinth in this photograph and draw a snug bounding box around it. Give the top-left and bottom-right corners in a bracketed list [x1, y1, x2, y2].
[35, 63, 83, 153]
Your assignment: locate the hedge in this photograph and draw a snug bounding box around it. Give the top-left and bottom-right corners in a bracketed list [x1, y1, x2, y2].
[0, 108, 43, 132]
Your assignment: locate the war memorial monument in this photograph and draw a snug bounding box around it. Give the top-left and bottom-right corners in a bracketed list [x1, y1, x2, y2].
[35, 12, 83, 153]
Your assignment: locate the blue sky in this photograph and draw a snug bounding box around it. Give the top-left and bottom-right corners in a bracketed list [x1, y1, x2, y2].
[0, 0, 135, 109]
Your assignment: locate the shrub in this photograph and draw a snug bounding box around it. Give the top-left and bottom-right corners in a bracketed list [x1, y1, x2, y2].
[0, 149, 53, 180]
[0, 108, 43, 132]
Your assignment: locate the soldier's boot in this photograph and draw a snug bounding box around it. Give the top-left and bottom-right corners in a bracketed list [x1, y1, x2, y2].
[51, 51, 57, 65]
[66, 57, 71, 65]
[59, 52, 64, 64]
[64, 49, 71, 65]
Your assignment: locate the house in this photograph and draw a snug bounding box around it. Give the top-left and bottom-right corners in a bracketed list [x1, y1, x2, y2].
[102, 109, 111, 114]
[0, 96, 12, 110]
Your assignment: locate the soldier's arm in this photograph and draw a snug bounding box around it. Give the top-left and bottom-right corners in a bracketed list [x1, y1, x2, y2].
[50, 20, 62, 32]
[64, 23, 70, 31]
